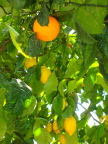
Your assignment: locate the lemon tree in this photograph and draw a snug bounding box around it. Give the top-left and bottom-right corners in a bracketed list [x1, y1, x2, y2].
[0, 0, 108, 144]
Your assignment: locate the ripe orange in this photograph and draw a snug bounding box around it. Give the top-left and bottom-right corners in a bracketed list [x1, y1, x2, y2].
[33, 16, 60, 41]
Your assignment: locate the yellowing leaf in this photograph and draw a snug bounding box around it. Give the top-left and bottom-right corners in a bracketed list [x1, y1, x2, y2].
[6, 23, 31, 58]
[96, 73, 108, 93]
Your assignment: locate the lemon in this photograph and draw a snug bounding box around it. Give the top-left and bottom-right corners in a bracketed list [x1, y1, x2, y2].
[40, 66, 51, 84]
[53, 120, 60, 134]
[64, 116, 76, 136]
[25, 58, 37, 69]
[62, 98, 67, 111]
[46, 122, 52, 133]
[59, 134, 66, 144]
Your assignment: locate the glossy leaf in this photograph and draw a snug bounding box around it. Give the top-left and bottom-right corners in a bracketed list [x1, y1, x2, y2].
[44, 72, 58, 96]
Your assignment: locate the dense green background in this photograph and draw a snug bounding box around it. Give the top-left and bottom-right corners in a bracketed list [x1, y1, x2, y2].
[0, 0, 108, 144]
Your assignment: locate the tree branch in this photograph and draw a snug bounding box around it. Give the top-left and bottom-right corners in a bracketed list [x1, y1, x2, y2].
[0, 38, 11, 52]
[65, 2, 108, 8]
[77, 102, 100, 124]
[0, 5, 9, 14]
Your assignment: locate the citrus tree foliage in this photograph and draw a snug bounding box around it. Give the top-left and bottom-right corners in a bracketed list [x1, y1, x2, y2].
[0, 0, 108, 144]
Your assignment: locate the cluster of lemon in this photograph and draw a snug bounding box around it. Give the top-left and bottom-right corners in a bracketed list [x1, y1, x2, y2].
[46, 116, 76, 144]
[24, 58, 51, 84]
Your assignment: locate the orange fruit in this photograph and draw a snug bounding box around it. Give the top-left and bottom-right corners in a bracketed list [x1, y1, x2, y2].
[64, 116, 76, 136]
[24, 58, 37, 69]
[33, 16, 60, 41]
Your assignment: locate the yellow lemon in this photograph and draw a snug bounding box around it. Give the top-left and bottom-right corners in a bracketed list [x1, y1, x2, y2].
[64, 116, 76, 136]
[46, 122, 52, 133]
[53, 120, 60, 134]
[59, 134, 66, 144]
[62, 98, 67, 111]
[25, 58, 37, 69]
[40, 66, 51, 84]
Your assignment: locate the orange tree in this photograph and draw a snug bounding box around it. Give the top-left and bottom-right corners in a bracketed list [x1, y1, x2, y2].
[0, 0, 108, 144]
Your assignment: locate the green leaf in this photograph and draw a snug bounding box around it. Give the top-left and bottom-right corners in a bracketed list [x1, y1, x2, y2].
[0, 74, 12, 92]
[75, 7, 103, 34]
[24, 126, 33, 140]
[7, 0, 26, 10]
[62, 106, 73, 118]
[96, 123, 105, 140]
[96, 73, 108, 93]
[37, 3, 49, 26]
[52, 94, 62, 116]
[38, 104, 48, 118]
[78, 119, 88, 129]
[65, 132, 78, 144]
[68, 78, 83, 93]
[84, 74, 95, 93]
[6, 24, 31, 58]
[28, 34, 43, 57]
[58, 80, 66, 97]
[65, 59, 83, 78]
[52, 9, 75, 22]
[53, 0, 65, 5]
[44, 72, 58, 96]
[0, 116, 7, 141]
[74, 20, 96, 44]
[22, 96, 37, 117]
[0, 104, 7, 141]
[30, 76, 44, 95]
[67, 97, 76, 112]
[34, 128, 52, 144]
[0, 88, 6, 106]
[5, 79, 32, 115]
[98, 29, 108, 58]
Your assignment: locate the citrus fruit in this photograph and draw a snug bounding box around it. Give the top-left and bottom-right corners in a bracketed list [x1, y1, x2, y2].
[40, 66, 51, 84]
[62, 98, 67, 111]
[46, 122, 52, 133]
[53, 120, 60, 134]
[59, 134, 66, 144]
[33, 16, 60, 41]
[64, 116, 76, 136]
[25, 58, 37, 69]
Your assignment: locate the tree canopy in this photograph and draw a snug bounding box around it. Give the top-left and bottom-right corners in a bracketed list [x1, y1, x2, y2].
[0, 0, 108, 144]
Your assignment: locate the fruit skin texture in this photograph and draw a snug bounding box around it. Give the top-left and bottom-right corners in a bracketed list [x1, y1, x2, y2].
[40, 66, 51, 84]
[53, 120, 60, 134]
[25, 58, 37, 69]
[59, 134, 66, 144]
[64, 116, 76, 136]
[33, 16, 60, 41]
[46, 122, 53, 133]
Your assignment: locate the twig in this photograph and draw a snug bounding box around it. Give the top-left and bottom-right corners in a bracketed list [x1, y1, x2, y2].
[77, 102, 100, 124]
[0, 5, 9, 14]
[0, 38, 11, 52]
[65, 2, 108, 8]
[14, 131, 29, 144]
